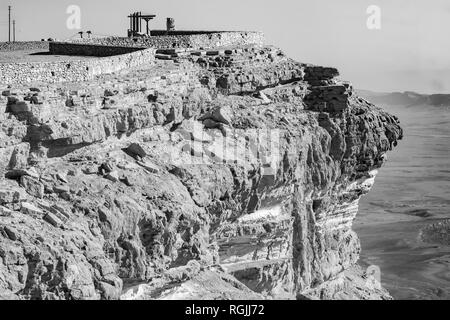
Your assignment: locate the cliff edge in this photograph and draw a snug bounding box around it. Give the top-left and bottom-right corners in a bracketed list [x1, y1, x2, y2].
[0, 39, 402, 300]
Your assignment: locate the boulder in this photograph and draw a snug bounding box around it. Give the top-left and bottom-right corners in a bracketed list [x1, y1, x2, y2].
[8, 101, 31, 113]
[7, 143, 30, 170]
[104, 89, 118, 97]
[202, 105, 232, 126]
[52, 185, 70, 197]
[136, 160, 160, 173]
[203, 118, 220, 129]
[147, 91, 159, 103]
[20, 202, 44, 216]
[124, 143, 147, 159]
[100, 162, 114, 174]
[105, 171, 119, 182]
[56, 172, 68, 183]
[258, 91, 272, 104]
[0, 189, 20, 205]
[20, 176, 44, 199]
[44, 212, 63, 227]
[82, 165, 98, 175]
[30, 95, 43, 105]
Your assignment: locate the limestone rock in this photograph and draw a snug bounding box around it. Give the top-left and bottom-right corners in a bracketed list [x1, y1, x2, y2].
[105, 170, 119, 182]
[136, 160, 160, 173]
[200, 105, 233, 126]
[124, 143, 147, 159]
[56, 172, 68, 183]
[44, 212, 63, 227]
[5, 167, 39, 180]
[7, 143, 30, 170]
[121, 268, 265, 300]
[20, 202, 44, 216]
[0, 189, 20, 205]
[0, 38, 403, 300]
[20, 175, 44, 199]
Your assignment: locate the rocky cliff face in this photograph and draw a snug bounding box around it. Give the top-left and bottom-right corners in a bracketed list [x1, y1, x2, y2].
[0, 44, 402, 300]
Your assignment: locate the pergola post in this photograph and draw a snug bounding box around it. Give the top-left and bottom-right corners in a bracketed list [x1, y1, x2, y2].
[127, 12, 156, 37]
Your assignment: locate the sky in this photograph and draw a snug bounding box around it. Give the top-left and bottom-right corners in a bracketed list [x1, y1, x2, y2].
[1, 0, 450, 94]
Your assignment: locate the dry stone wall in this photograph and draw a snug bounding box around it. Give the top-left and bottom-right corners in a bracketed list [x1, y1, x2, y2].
[67, 31, 265, 49]
[0, 48, 155, 85]
[0, 41, 49, 52]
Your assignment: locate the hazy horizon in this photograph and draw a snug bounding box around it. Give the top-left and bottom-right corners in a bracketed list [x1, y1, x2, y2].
[1, 0, 449, 94]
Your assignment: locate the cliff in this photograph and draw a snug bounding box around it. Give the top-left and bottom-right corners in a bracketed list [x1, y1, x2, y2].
[0, 41, 402, 300]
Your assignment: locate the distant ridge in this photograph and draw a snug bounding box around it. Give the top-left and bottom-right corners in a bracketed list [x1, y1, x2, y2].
[357, 89, 450, 107]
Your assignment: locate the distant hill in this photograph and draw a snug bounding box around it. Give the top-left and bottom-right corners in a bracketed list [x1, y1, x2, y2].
[357, 89, 450, 107]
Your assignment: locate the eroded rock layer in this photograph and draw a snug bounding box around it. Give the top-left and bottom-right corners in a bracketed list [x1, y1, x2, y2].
[0, 44, 402, 300]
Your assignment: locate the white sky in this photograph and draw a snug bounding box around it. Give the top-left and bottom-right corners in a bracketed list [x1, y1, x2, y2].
[1, 0, 450, 94]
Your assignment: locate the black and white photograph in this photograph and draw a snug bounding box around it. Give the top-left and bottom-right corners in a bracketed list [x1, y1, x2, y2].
[0, 0, 449, 307]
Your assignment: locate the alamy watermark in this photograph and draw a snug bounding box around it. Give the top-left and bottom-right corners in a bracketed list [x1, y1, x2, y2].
[365, 265, 382, 289]
[367, 5, 381, 30]
[171, 122, 282, 176]
[66, 5, 81, 30]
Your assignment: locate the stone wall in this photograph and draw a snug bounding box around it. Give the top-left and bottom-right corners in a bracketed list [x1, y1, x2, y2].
[0, 41, 49, 52]
[0, 48, 155, 85]
[49, 42, 144, 57]
[66, 31, 265, 49]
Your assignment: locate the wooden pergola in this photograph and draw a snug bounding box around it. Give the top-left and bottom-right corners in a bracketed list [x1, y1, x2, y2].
[127, 12, 156, 36]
